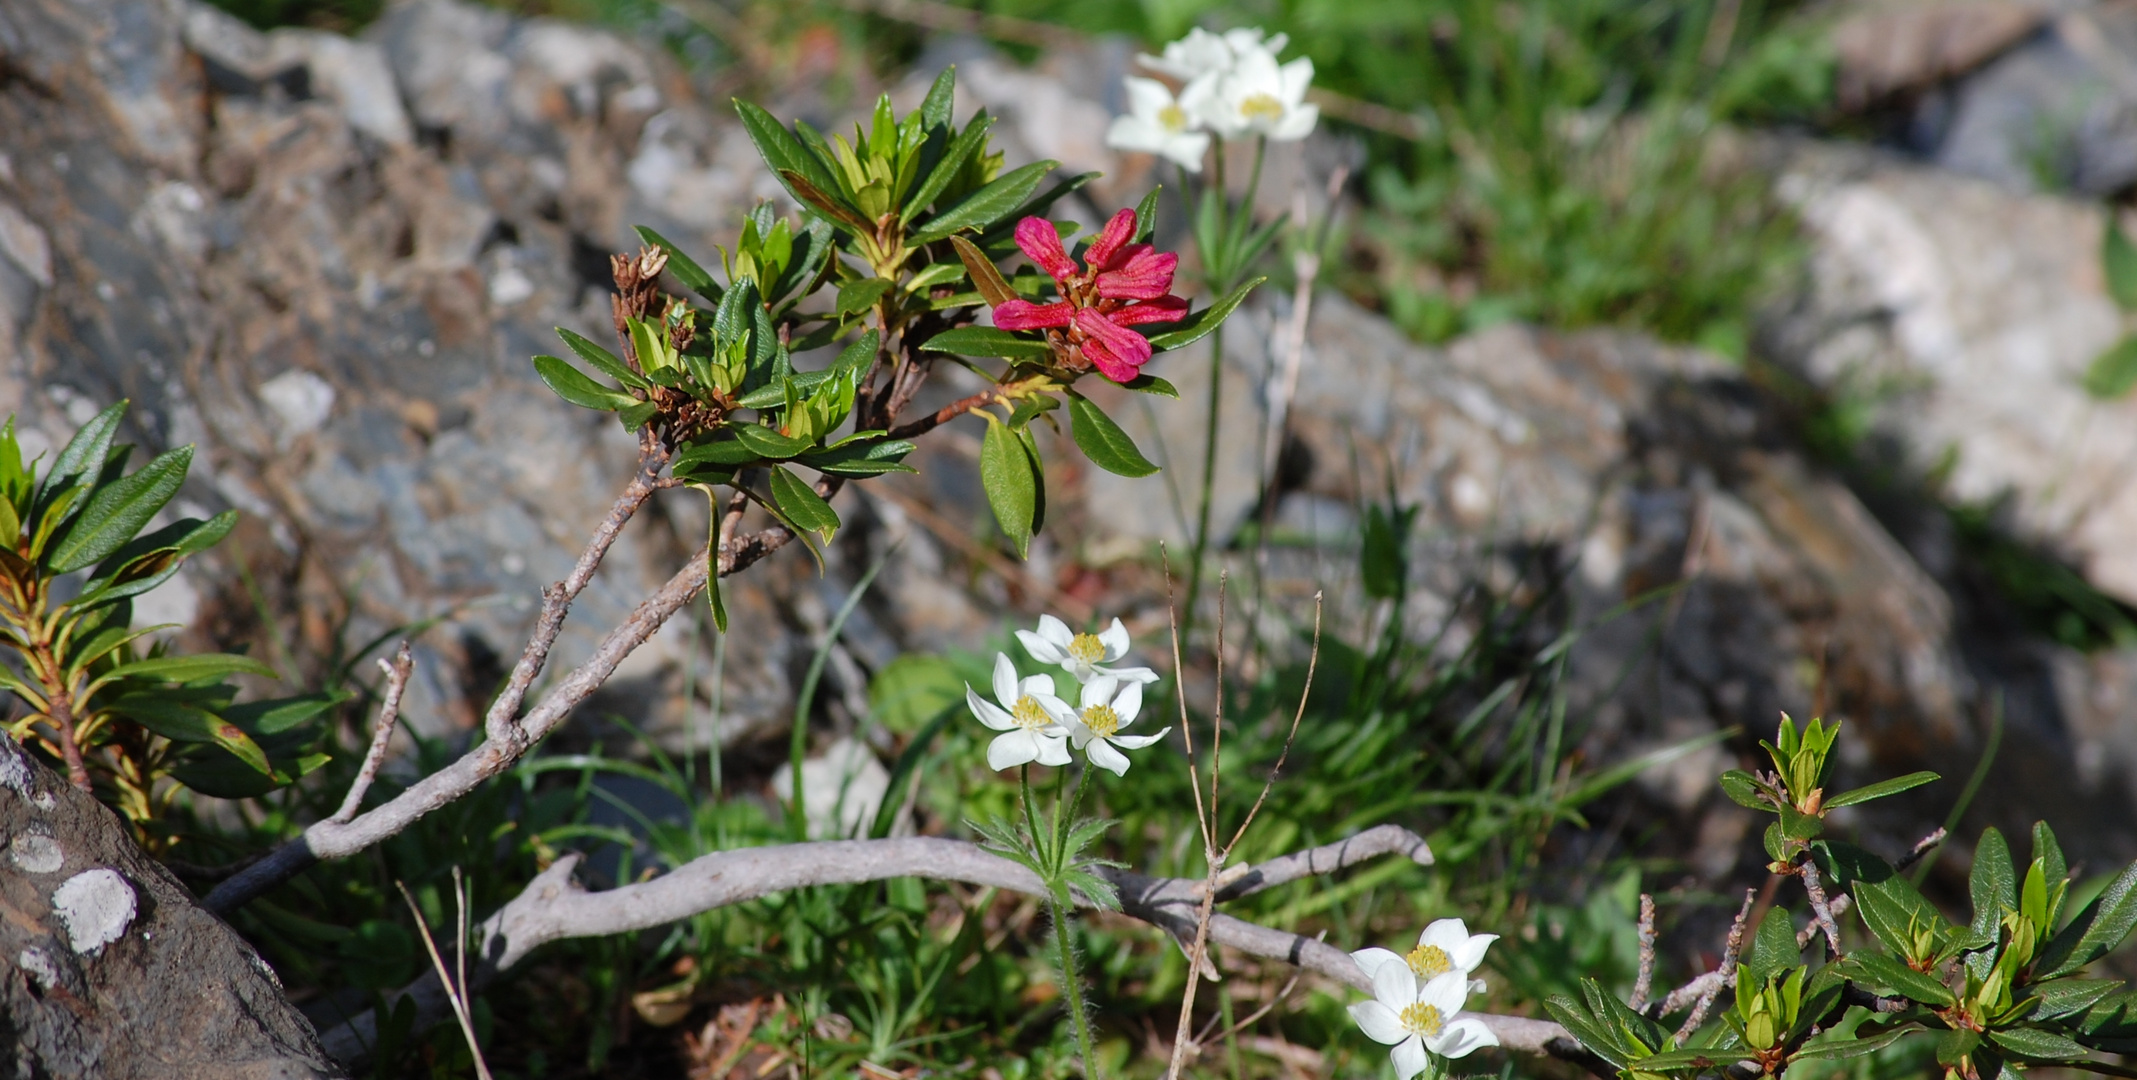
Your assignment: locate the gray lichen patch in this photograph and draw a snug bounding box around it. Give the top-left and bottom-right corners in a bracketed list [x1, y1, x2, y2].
[0, 736, 31, 795]
[8, 831, 63, 873]
[17, 947, 58, 990]
[51, 868, 136, 954]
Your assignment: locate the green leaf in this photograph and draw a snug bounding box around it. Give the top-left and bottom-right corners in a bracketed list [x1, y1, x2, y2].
[1118, 373, 1178, 397]
[1542, 995, 1635, 1068]
[75, 511, 237, 610]
[836, 277, 893, 317]
[949, 234, 1016, 308]
[1975, 827, 2018, 939]
[1987, 1027, 2087, 1061]
[104, 652, 279, 685]
[1838, 950, 1956, 1006]
[1066, 395, 1156, 477]
[919, 66, 956, 132]
[733, 424, 812, 459]
[48, 445, 193, 574]
[1745, 909, 1800, 987]
[2035, 821, 2068, 898]
[632, 225, 722, 303]
[980, 420, 1037, 558]
[1790, 1024, 1919, 1062]
[532, 355, 638, 412]
[2104, 216, 2137, 311]
[2038, 859, 2137, 978]
[1720, 769, 1777, 811]
[2082, 337, 2137, 400]
[906, 110, 994, 216]
[1826, 770, 1939, 808]
[1632, 1049, 1753, 1071]
[781, 169, 875, 234]
[735, 101, 846, 218]
[766, 466, 839, 542]
[1132, 186, 1160, 244]
[800, 439, 918, 477]
[1143, 277, 1265, 351]
[556, 329, 651, 390]
[2030, 979, 2125, 1021]
[1778, 804, 1825, 842]
[39, 399, 127, 500]
[1854, 874, 1946, 962]
[921, 325, 1053, 359]
[112, 695, 272, 775]
[673, 436, 761, 469]
[910, 159, 1057, 244]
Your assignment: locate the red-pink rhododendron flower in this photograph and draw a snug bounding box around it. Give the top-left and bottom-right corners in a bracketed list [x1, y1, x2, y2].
[992, 208, 1189, 383]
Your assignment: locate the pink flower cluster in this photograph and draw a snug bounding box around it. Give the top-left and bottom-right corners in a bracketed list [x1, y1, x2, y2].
[992, 208, 1187, 383]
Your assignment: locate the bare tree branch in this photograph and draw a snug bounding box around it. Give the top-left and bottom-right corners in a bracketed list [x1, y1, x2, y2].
[328, 642, 413, 825]
[319, 829, 1570, 1067]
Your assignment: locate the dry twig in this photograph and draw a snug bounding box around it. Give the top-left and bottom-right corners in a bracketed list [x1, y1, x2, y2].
[1630, 892, 1657, 1012]
[329, 642, 413, 825]
[1677, 888, 1756, 1042]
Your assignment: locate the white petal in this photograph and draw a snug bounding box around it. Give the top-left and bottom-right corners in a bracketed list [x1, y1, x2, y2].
[1427, 1017, 1498, 1059]
[1419, 970, 1471, 1014]
[1107, 116, 1163, 154]
[1347, 1000, 1408, 1045]
[987, 731, 1039, 771]
[1419, 918, 1469, 950]
[1351, 947, 1405, 983]
[968, 687, 1017, 732]
[1098, 618, 1131, 661]
[1034, 732, 1073, 767]
[1036, 614, 1074, 647]
[1372, 952, 1419, 1009]
[1390, 1035, 1431, 1080]
[1468, 978, 1488, 995]
[1112, 680, 1143, 726]
[1096, 664, 1161, 685]
[1086, 736, 1132, 776]
[1107, 729, 1167, 749]
[1019, 673, 1059, 701]
[1159, 132, 1209, 171]
[1016, 628, 1067, 665]
[1269, 103, 1318, 142]
[992, 653, 1020, 705]
[1081, 675, 1119, 710]
[1279, 56, 1315, 102]
[1451, 933, 1498, 973]
[1036, 692, 1078, 726]
[1122, 76, 1175, 118]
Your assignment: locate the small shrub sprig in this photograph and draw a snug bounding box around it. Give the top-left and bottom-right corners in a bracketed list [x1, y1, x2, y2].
[529, 69, 1255, 610]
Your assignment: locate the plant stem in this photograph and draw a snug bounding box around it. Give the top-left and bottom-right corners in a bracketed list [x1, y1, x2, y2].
[1049, 898, 1102, 1079]
[1182, 322, 1224, 641]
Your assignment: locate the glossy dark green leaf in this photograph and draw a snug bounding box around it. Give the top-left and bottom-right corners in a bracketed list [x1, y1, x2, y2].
[2082, 336, 2137, 400]
[555, 329, 651, 390]
[2038, 859, 2137, 978]
[222, 692, 341, 736]
[75, 511, 237, 610]
[1719, 769, 1776, 811]
[1143, 276, 1265, 351]
[1987, 1027, 2087, 1061]
[1778, 804, 1825, 842]
[836, 277, 893, 317]
[632, 225, 722, 303]
[1132, 185, 1160, 244]
[974, 172, 1099, 248]
[2035, 821, 2068, 898]
[674, 436, 761, 469]
[1975, 827, 2018, 938]
[113, 695, 272, 775]
[1839, 950, 1956, 1006]
[1632, 1048, 1753, 1071]
[921, 326, 1053, 359]
[980, 421, 1037, 558]
[1066, 395, 1156, 477]
[733, 424, 811, 459]
[532, 356, 638, 412]
[906, 109, 994, 216]
[2030, 979, 2125, 1021]
[1790, 1024, 1918, 1062]
[800, 439, 917, 477]
[1542, 995, 1634, 1067]
[1827, 770, 1939, 808]
[47, 445, 193, 574]
[1855, 874, 1945, 963]
[766, 466, 839, 542]
[105, 652, 278, 684]
[39, 399, 127, 501]
[1119, 373, 1178, 397]
[735, 101, 845, 218]
[910, 159, 1057, 244]
[919, 66, 956, 132]
[1745, 909, 1800, 987]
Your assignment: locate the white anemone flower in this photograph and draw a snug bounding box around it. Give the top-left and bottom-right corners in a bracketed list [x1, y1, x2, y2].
[1182, 43, 1318, 142]
[1016, 615, 1159, 685]
[1137, 26, 1290, 83]
[1107, 77, 1212, 172]
[1352, 918, 1499, 997]
[1063, 675, 1170, 776]
[966, 653, 1073, 771]
[1349, 967, 1499, 1079]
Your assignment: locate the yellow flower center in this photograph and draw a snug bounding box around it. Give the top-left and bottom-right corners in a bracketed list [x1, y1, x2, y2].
[1399, 1001, 1445, 1037]
[1011, 695, 1052, 731]
[1406, 944, 1452, 980]
[1240, 93, 1285, 121]
[1067, 633, 1106, 665]
[1159, 104, 1189, 133]
[1081, 703, 1120, 739]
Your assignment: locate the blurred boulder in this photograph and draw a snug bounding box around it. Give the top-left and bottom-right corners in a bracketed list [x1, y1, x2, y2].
[1831, 0, 2058, 110]
[1917, 3, 2137, 194]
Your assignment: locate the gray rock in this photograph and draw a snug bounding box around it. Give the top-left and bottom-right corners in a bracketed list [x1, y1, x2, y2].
[1930, 6, 2137, 194]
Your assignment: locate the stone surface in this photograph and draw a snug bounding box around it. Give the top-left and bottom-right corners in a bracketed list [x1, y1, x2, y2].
[1921, 4, 2137, 194]
[1769, 140, 2137, 602]
[1831, 0, 2060, 109]
[0, 735, 340, 1077]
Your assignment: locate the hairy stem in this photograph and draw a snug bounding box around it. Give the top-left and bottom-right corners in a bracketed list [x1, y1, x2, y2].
[1050, 898, 1102, 1079]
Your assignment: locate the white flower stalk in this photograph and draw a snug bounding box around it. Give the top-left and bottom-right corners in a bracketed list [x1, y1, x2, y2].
[1137, 26, 1290, 83]
[1348, 967, 1499, 1079]
[1016, 614, 1159, 685]
[1107, 77, 1212, 172]
[966, 653, 1073, 771]
[1352, 918, 1499, 996]
[1063, 675, 1170, 776]
[1182, 44, 1318, 142]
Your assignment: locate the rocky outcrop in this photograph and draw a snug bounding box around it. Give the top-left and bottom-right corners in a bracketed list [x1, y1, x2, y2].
[0, 734, 340, 1078]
